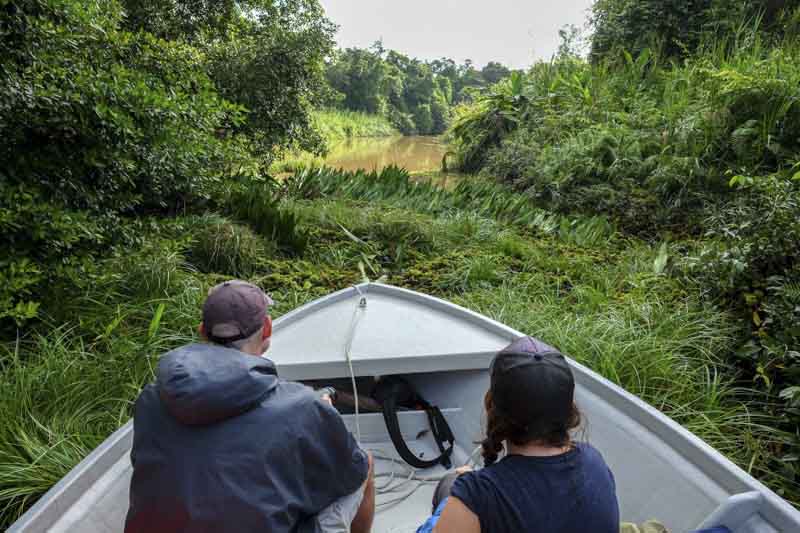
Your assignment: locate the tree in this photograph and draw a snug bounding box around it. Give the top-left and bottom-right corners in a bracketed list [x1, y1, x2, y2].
[590, 0, 792, 60]
[121, 0, 240, 40]
[325, 47, 512, 135]
[121, 1, 336, 157]
[481, 62, 511, 84]
[326, 48, 390, 115]
[204, 0, 336, 157]
[0, 0, 335, 327]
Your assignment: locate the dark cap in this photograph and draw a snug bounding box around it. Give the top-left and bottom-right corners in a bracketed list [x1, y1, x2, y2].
[490, 336, 575, 427]
[202, 280, 273, 344]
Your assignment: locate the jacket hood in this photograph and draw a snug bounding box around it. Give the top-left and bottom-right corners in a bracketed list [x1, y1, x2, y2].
[156, 343, 278, 426]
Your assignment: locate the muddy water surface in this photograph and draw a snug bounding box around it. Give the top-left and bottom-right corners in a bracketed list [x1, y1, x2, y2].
[322, 136, 447, 173]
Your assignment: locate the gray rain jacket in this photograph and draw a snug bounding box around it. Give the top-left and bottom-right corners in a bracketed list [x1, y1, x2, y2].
[125, 343, 368, 533]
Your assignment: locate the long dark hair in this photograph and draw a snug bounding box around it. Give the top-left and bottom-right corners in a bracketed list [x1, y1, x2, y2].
[480, 390, 582, 466]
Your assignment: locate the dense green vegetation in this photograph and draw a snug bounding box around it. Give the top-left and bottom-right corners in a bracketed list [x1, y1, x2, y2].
[326, 43, 512, 135]
[1, 167, 794, 525]
[449, 1, 800, 494]
[2, 0, 800, 527]
[269, 109, 399, 173]
[313, 109, 398, 142]
[0, 0, 334, 330]
[590, 0, 797, 59]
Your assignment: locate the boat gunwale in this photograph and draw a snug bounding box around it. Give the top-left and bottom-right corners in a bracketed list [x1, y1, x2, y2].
[351, 284, 800, 528]
[7, 282, 800, 531]
[6, 423, 133, 532]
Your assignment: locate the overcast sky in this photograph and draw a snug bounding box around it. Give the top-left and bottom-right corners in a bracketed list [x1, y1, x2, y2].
[318, 0, 595, 69]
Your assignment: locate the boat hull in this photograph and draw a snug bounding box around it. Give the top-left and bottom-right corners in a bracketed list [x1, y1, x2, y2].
[8, 283, 800, 532]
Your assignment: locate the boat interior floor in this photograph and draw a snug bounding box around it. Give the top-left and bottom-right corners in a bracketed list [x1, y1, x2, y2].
[366, 439, 464, 533]
[343, 409, 469, 533]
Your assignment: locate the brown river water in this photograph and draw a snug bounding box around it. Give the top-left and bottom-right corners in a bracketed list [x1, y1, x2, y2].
[322, 136, 447, 173]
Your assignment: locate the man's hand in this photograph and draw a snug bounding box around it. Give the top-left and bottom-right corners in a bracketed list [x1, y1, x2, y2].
[318, 386, 337, 406]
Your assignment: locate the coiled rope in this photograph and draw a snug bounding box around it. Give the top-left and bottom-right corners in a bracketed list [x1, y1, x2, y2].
[341, 285, 479, 513]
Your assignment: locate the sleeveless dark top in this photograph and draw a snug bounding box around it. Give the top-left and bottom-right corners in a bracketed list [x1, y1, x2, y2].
[451, 443, 619, 533]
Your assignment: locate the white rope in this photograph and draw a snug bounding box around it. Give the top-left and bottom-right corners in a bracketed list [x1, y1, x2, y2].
[369, 450, 450, 514]
[343, 285, 367, 442]
[341, 285, 460, 514]
[465, 445, 483, 468]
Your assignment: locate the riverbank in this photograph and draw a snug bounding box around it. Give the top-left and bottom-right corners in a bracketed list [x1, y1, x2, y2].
[1, 167, 795, 527]
[446, 26, 800, 493]
[272, 110, 400, 174]
[313, 109, 398, 142]
[273, 135, 448, 176]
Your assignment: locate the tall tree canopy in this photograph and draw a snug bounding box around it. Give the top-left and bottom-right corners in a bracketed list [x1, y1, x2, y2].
[325, 44, 513, 135]
[590, 0, 795, 59]
[0, 0, 334, 327]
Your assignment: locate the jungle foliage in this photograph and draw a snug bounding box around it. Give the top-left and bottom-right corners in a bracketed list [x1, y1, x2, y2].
[448, 3, 800, 489]
[0, 0, 334, 330]
[2, 0, 800, 523]
[590, 0, 796, 59]
[325, 42, 512, 135]
[2, 167, 796, 526]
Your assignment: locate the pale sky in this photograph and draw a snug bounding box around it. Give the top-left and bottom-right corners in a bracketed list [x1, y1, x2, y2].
[318, 0, 595, 69]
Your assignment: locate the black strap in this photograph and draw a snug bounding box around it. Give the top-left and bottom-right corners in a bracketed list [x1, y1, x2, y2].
[377, 379, 454, 469]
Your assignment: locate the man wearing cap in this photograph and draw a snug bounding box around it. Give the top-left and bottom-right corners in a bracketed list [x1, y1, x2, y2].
[125, 281, 374, 533]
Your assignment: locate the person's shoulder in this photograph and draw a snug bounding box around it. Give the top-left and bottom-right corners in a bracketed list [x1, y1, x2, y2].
[450, 468, 499, 522]
[133, 383, 159, 412]
[131, 383, 168, 433]
[453, 466, 496, 495]
[576, 442, 609, 464]
[576, 442, 615, 479]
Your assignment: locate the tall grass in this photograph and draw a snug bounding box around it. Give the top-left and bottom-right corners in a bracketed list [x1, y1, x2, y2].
[1, 167, 797, 526]
[313, 109, 398, 142]
[286, 165, 617, 247]
[272, 110, 399, 174]
[0, 293, 200, 524]
[457, 278, 793, 493]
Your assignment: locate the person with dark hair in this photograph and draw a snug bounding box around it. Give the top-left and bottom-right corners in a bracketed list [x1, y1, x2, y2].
[418, 336, 619, 533]
[125, 280, 375, 533]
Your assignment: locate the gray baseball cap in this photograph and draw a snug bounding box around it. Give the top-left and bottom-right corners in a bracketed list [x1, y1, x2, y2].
[490, 336, 575, 427]
[202, 280, 273, 344]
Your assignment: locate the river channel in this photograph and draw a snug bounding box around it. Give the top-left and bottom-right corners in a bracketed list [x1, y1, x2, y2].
[322, 136, 447, 173]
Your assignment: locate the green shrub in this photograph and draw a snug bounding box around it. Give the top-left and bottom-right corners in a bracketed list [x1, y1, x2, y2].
[680, 174, 800, 480]
[188, 217, 269, 277]
[0, 0, 340, 328]
[589, 0, 789, 60]
[0, 0, 254, 328]
[227, 183, 310, 256]
[202, 1, 335, 158]
[450, 30, 800, 237]
[448, 73, 526, 173]
[1, 1, 250, 215]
